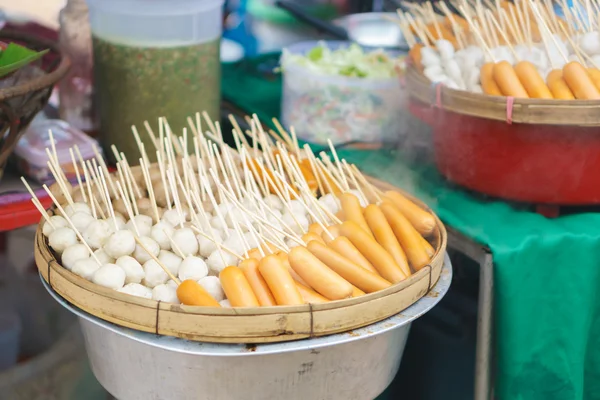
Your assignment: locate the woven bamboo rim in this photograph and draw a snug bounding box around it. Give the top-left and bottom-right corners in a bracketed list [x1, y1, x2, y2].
[406, 64, 600, 126]
[35, 176, 447, 344]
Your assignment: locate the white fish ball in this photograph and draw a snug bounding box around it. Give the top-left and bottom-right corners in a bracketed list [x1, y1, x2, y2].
[104, 229, 136, 258]
[134, 237, 160, 264]
[197, 229, 223, 258]
[143, 259, 168, 288]
[264, 194, 283, 210]
[61, 244, 90, 271]
[436, 39, 455, 60]
[162, 208, 187, 227]
[166, 279, 178, 289]
[223, 234, 247, 258]
[218, 202, 235, 216]
[491, 46, 514, 64]
[93, 248, 115, 265]
[210, 216, 228, 232]
[206, 251, 238, 274]
[243, 232, 260, 250]
[444, 59, 464, 88]
[43, 215, 69, 237]
[151, 222, 174, 250]
[579, 31, 600, 55]
[318, 193, 339, 214]
[72, 258, 101, 280]
[282, 212, 309, 235]
[152, 284, 179, 303]
[92, 263, 126, 290]
[285, 238, 301, 249]
[568, 53, 580, 63]
[158, 250, 182, 276]
[116, 255, 145, 284]
[592, 54, 600, 68]
[348, 190, 368, 207]
[71, 212, 95, 233]
[421, 47, 441, 67]
[225, 208, 248, 231]
[466, 67, 480, 91]
[288, 200, 306, 215]
[48, 227, 77, 254]
[471, 84, 483, 94]
[83, 220, 112, 249]
[64, 202, 91, 218]
[172, 227, 199, 256]
[178, 256, 208, 281]
[219, 299, 231, 308]
[198, 276, 225, 302]
[424, 65, 447, 83]
[126, 215, 153, 237]
[106, 214, 127, 232]
[118, 283, 152, 299]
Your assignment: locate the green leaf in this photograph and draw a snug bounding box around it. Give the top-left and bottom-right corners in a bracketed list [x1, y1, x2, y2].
[307, 46, 323, 62]
[0, 43, 49, 78]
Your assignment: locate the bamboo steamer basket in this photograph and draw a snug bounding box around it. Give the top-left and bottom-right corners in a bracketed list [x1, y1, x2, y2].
[405, 64, 600, 205]
[34, 174, 447, 344]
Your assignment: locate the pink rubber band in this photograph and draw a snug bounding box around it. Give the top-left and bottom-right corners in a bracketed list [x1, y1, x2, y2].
[506, 96, 514, 124]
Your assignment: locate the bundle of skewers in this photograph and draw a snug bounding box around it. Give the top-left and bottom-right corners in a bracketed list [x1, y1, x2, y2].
[398, 0, 600, 100]
[29, 112, 445, 342]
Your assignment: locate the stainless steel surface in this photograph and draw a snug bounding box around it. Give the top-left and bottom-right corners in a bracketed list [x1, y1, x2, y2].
[446, 227, 494, 400]
[333, 12, 406, 49]
[42, 254, 451, 400]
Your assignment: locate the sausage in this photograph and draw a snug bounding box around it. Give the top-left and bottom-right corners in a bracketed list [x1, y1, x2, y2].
[514, 61, 553, 99]
[352, 286, 366, 297]
[586, 68, 600, 91]
[307, 240, 391, 293]
[247, 248, 263, 261]
[546, 69, 575, 100]
[364, 204, 412, 277]
[409, 43, 424, 69]
[492, 61, 530, 98]
[258, 255, 304, 305]
[340, 192, 373, 237]
[563, 62, 600, 99]
[177, 279, 221, 307]
[380, 201, 430, 271]
[275, 251, 310, 287]
[240, 258, 276, 306]
[288, 247, 354, 300]
[328, 236, 378, 273]
[295, 282, 329, 303]
[339, 221, 407, 283]
[302, 232, 325, 245]
[420, 236, 435, 258]
[308, 222, 324, 236]
[298, 159, 319, 194]
[383, 190, 436, 236]
[321, 225, 342, 245]
[480, 62, 503, 96]
[219, 266, 260, 307]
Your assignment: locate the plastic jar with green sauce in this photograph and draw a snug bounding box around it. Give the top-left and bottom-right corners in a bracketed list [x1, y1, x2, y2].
[86, 0, 223, 163]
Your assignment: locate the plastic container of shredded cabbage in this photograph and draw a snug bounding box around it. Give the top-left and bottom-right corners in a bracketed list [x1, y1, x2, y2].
[280, 40, 407, 147]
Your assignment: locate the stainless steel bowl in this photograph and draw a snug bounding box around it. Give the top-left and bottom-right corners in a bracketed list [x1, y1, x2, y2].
[42, 254, 452, 400]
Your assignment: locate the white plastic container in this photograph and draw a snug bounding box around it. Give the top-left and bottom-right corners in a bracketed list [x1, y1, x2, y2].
[14, 119, 99, 184]
[86, 0, 223, 163]
[281, 41, 408, 147]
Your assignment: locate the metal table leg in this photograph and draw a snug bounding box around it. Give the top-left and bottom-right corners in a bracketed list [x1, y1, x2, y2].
[445, 227, 494, 400]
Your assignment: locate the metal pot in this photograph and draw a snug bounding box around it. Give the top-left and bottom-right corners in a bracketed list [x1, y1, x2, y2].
[42, 254, 451, 400]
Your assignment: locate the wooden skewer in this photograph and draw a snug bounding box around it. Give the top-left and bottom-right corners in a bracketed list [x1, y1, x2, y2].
[82, 162, 97, 219]
[98, 169, 118, 231]
[21, 177, 54, 226]
[115, 181, 140, 236]
[42, 184, 102, 265]
[93, 144, 120, 200]
[45, 159, 74, 207]
[119, 153, 143, 199]
[139, 158, 160, 223]
[134, 236, 180, 284]
[143, 120, 159, 150]
[156, 151, 172, 210]
[69, 148, 87, 204]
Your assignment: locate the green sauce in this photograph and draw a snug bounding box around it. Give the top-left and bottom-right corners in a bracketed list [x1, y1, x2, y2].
[92, 37, 221, 163]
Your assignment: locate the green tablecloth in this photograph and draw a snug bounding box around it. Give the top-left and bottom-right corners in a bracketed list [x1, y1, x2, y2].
[222, 54, 600, 400]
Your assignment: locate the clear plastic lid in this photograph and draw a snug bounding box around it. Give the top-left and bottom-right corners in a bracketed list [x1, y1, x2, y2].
[14, 119, 99, 168]
[86, 0, 224, 47]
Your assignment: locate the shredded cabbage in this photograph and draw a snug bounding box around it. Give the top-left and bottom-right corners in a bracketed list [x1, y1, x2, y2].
[281, 42, 402, 79]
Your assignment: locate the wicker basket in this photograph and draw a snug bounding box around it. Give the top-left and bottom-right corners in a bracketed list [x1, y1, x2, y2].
[0, 31, 71, 181]
[34, 176, 447, 344]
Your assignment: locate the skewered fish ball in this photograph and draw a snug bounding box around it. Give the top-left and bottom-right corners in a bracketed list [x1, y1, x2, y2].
[150, 222, 174, 250]
[134, 237, 160, 264]
[158, 250, 182, 276]
[104, 229, 136, 258]
[152, 284, 179, 303]
[197, 229, 223, 257]
[162, 208, 189, 227]
[198, 276, 225, 302]
[172, 227, 199, 256]
[282, 212, 309, 235]
[219, 299, 231, 308]
[112, 198, 128, 216]
[61, 244, 90, 271]
[143, 259, 168, 288]
[94, 248, 115, 265]
[63, 202, 91, 217]
[206, 250, 238, 274]
[92, 263, 126, 290]
[210, 216, 228, 232]
[48, 227, 77, 253]
[318, 193, 339, 214]
[288, 200, 306, 215]
[166, 279, 178, 289]
[83, 220, 112, 249]
[107, 213, 127, 232]
[178, 256, 208, 281]
[116, 255, 145, 284]
[118, 283, 152, 299]
[70, 211, 95, 233]
[43, 215, 69, 237]
[126, 215, 153, 237]
[72, 258, 101, 280]
[264, 194, 283, 210]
